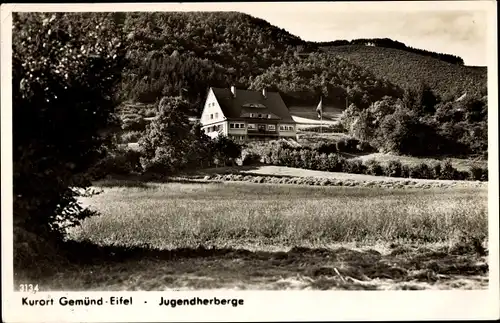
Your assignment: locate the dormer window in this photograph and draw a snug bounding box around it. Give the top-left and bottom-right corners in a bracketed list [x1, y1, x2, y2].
[267, 114, 272, 119]
[249, 113, 254, 118]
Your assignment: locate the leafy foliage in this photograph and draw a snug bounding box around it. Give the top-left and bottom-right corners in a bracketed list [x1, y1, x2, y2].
[341, 87, 487, 156]
[13, 12, 126, 242]
[249, 52, 402, 108]
[138, 96, 212, 173]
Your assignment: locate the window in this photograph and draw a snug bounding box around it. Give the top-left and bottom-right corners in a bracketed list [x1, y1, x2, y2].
[230, 124, 235, 129]
[268, 125, 276, 131]
[248, 123, 256, 130]
[240, 123, 245, 129]
[215, 112, 218, 118]
[258, 114, 262, 118]
[267, 114, 272, 119]
[279, 125, 294, 131]
[210, 114, 213, 120]
[249, 113, 254, 118]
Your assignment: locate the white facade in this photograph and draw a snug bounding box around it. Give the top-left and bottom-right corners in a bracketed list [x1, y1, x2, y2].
[200, 88, 297, 141]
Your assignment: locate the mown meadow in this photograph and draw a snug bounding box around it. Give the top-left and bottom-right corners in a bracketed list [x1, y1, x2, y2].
[15, 179, 488, 291]
[73, 181, 487, 248]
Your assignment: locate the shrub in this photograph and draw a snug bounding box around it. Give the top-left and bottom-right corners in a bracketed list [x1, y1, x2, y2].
[344, 159, 366, 174]
[90, 148, 143, 178]
[326, 154, 345, 172]
[440, 159, 457, 180]
[469, 166, 488, 181]
[409, 163, 433, 179]
[316, 142, 338, 154]
[336, 139, 347, 152]
[241, 152, 261, 166]
[364, 159, 385, 176]
[401, 165, 411, 178]
[122, 115, 147, 132]
[432, 163, 442, 179]
[386, 160, 403, 177]
[357, 141, 376, 153]
[120, 131, 143, 144]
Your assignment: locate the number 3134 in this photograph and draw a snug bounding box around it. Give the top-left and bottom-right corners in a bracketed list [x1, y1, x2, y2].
[19, 284, 39, 293]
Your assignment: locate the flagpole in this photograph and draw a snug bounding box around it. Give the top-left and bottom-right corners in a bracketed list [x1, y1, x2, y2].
[320, 96, 322, 134]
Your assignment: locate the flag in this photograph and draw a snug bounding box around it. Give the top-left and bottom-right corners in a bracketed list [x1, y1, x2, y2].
[316, 97, 323, 119]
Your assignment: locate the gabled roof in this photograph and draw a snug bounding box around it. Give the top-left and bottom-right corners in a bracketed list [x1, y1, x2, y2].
[211, 87, 295, 123]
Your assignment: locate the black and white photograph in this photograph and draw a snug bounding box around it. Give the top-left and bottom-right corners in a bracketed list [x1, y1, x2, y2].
[1, 1, 498, 321]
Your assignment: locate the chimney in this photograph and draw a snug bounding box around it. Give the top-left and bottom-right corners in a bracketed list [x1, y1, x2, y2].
[262, 88, 267, 98]
[230, 86, 236, 98]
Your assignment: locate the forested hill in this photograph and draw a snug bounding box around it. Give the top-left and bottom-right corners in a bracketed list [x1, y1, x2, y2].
[113, 11, 487, 112]
[320, 45, 487, 101]
[316, 38, 466, 65]
[117, 11, 311, 107]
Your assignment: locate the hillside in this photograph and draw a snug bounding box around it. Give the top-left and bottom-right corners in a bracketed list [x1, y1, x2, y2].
[111, 12, 489, 111]
[249, 52, 403, 108]
[319, 45, 487, 100]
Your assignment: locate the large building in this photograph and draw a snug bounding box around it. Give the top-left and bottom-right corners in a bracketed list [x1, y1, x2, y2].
[200, 86, 297, 141]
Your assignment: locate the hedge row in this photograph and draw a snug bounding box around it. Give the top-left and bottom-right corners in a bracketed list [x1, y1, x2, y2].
[253, 146, 488, 181]
[202, 173, 482, 190]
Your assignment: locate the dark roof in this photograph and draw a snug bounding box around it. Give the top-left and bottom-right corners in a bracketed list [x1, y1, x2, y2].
[211, 87, 295, 123]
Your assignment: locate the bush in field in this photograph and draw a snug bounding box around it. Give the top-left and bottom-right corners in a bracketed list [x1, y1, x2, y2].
[326, 153, 345, 172]
[468, 166, 488, 181]
[440, 159, 457, 180]
[364, 159, 385, 176]
[139, 96, 213, 173]
[401, 164, 411, 178]
[409, 163, 433, 179]
[89, 148, 143, 178]
[13, 12, 126, 246]
[241, 151, 261, 166]
[385, 160, 403, 177]
[211, 135, 242, 167]
[343, 159, 366, 174]
[299, 149, 314, 169]
[432, 163, 442, 179]
[316, 142, 338, 154]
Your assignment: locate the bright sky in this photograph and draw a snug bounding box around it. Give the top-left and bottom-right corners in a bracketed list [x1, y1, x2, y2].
[151, 1, 491, 67]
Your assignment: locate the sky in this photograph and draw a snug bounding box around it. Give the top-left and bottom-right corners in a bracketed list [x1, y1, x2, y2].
[146, 1, 490, 67]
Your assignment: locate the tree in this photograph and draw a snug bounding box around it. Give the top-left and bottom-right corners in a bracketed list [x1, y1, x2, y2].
[139, 96, 193, 173]
[13, 13, 127, 244]
[211, 136, 242, 167]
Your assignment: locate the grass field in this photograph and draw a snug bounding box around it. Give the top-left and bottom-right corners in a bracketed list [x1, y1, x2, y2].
[16, 179, 488, 291]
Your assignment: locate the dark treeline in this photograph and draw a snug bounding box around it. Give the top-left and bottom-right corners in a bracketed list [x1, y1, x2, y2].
[316, 38, 465, 65]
